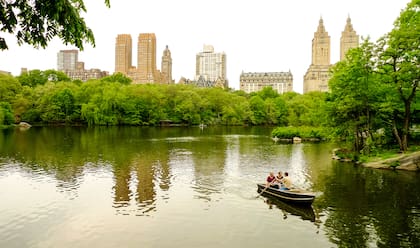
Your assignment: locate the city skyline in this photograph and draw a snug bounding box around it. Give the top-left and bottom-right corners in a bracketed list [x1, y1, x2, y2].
[0, 0, 409, 93]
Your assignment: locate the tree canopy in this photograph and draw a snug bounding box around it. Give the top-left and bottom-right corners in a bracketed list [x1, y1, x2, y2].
[0, 0, 110, 50]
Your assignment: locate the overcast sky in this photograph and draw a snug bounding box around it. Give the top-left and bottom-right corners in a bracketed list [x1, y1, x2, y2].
[0, 0, 410, 93]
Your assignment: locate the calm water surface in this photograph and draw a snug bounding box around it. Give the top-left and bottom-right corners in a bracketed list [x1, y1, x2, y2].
[0, 126, 419, 248]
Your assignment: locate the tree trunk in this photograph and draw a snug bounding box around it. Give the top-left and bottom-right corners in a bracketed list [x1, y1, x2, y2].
[401, 99, 411, 152]
[392, 117, 404, 152]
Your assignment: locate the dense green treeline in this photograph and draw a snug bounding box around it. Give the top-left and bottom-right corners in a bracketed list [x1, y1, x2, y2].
[0, 72, 328, 128]
[1, 0, 418, 156]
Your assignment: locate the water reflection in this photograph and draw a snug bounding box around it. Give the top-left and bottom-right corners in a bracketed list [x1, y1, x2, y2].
[263, 198, 316, 222]
[315, 162, 420, 247]
[1, 127, 420, 248]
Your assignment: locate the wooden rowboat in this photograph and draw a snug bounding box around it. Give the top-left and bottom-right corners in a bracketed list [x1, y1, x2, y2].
[257, 183, 315, 205]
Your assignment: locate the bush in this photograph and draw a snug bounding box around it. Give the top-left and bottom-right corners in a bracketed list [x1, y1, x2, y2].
[271, 126, 331, 140]
[0, 102, 15, 126]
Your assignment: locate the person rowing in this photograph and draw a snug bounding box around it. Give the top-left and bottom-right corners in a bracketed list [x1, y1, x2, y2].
[281, 172, 293, 190]
[266, 172, 279, 189]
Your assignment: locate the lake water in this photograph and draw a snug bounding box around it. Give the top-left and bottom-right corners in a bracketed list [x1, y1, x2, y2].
[0, 126, 419, 248]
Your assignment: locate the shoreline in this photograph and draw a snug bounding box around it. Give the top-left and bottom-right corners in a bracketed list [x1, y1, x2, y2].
[362, 150, 420, 172]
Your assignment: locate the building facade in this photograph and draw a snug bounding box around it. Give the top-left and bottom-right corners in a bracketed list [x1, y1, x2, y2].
[57, 50, 78, 71]
[195, 45, 227, 87]
[340, 16, 359, 61]
[137, 33, 158, 83]
[303, 17, 360, 93]
[115, 33, 171, 84]
[303, 18, 332, 93]
[240, 71, 293, 94]
[115, 34, 132, 74]
[161, 45, 173, 84]
[57, 49, 107, 81]
[65, 68, 108, 81]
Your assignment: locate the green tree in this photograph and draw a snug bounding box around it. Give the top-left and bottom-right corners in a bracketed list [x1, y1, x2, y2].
[249, 95, 265, 125]
[101, 72, 132, 85]
[376, 0, 420, 152]
[328, 40, 385, 154]
[0, 102, 15, 126]
[17, 69, 71, 87]
[0, 0, 110, 50]
[0, 72, 21, 102]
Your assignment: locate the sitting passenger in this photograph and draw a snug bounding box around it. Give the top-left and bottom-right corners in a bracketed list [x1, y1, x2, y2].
[281, 172, 292, 190]
[266, 172, 279, 189]
[276, 171, 284, 188]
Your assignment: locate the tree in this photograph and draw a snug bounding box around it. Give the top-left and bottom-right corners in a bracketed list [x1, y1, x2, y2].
[17, 69, 70, 87]
[376, 0, 420, 152]
[101, 72, 132, 85]
[0, 102, 15, 125]
[328, 40, 384, 154]
[0, 0, 110, 50]
[0, 72, 21, 102]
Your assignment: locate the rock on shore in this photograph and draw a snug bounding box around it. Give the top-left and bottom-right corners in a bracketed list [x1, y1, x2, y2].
[362, 151, 420, 171]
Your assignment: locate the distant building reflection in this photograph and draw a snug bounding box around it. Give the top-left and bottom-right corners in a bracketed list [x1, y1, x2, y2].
[190, 137, 227, 203]
[112, 163, 132, 208]
[112, 148, 171, 216]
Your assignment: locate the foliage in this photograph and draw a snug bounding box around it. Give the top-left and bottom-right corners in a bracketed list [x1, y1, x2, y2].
[0, 102, 15, 126]
[271, 126, 331, 140]
[0, 73, 21, 102]
[101, 72, 132, 85]
[375, 0, 420, 151]
[17, 69, 70, 87]
[0, 0, 110, 50]
[328, 39, 384, 155]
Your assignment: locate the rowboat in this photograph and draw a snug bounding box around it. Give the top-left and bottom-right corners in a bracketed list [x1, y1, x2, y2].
[257, 183, 315, 205]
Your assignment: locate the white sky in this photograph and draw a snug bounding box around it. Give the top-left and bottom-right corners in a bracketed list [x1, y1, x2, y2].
[0, 0, 409, 93]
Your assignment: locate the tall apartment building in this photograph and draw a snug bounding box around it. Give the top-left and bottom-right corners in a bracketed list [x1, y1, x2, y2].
[137, 33, 158, 83]
[240, 71, 293, 94]
[115, 34, 133, 74]
[114, 33, 173, 84]
[340, 16, 359, 61]
[57, 50, 78, 71]
[303, 18, 332, 93]
[161, 45, 173, 84]
[195, 45, 227, 87]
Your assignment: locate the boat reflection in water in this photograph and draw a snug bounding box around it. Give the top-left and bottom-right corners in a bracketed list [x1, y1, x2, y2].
[262, 197, 316, 222]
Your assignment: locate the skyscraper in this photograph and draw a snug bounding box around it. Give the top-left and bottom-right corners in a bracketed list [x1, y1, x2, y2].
[57, 50, 78, 71]
[115, 34, 132, 74]
[196, 45, 227, 83]
[161, 45, 173, 84]
[137, 33, 157, 83]
[303, 18, 331, 93]
[340, 16, 359, 61]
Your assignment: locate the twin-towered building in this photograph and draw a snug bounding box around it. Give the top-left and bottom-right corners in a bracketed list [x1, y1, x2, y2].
[115, 33, 173, 84]
[303, 16, 359, 93]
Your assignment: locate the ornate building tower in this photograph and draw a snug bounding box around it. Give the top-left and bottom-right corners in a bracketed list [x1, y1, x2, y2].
[303, 17, 331, 93]
[161, 45, 173, 84]
[340, 16, 359, 61]
[137, 33, 158, 83]
[114, 34, 132, 74]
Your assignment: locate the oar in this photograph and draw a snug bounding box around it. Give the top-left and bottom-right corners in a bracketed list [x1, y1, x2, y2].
[257, 182, 274, 197]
